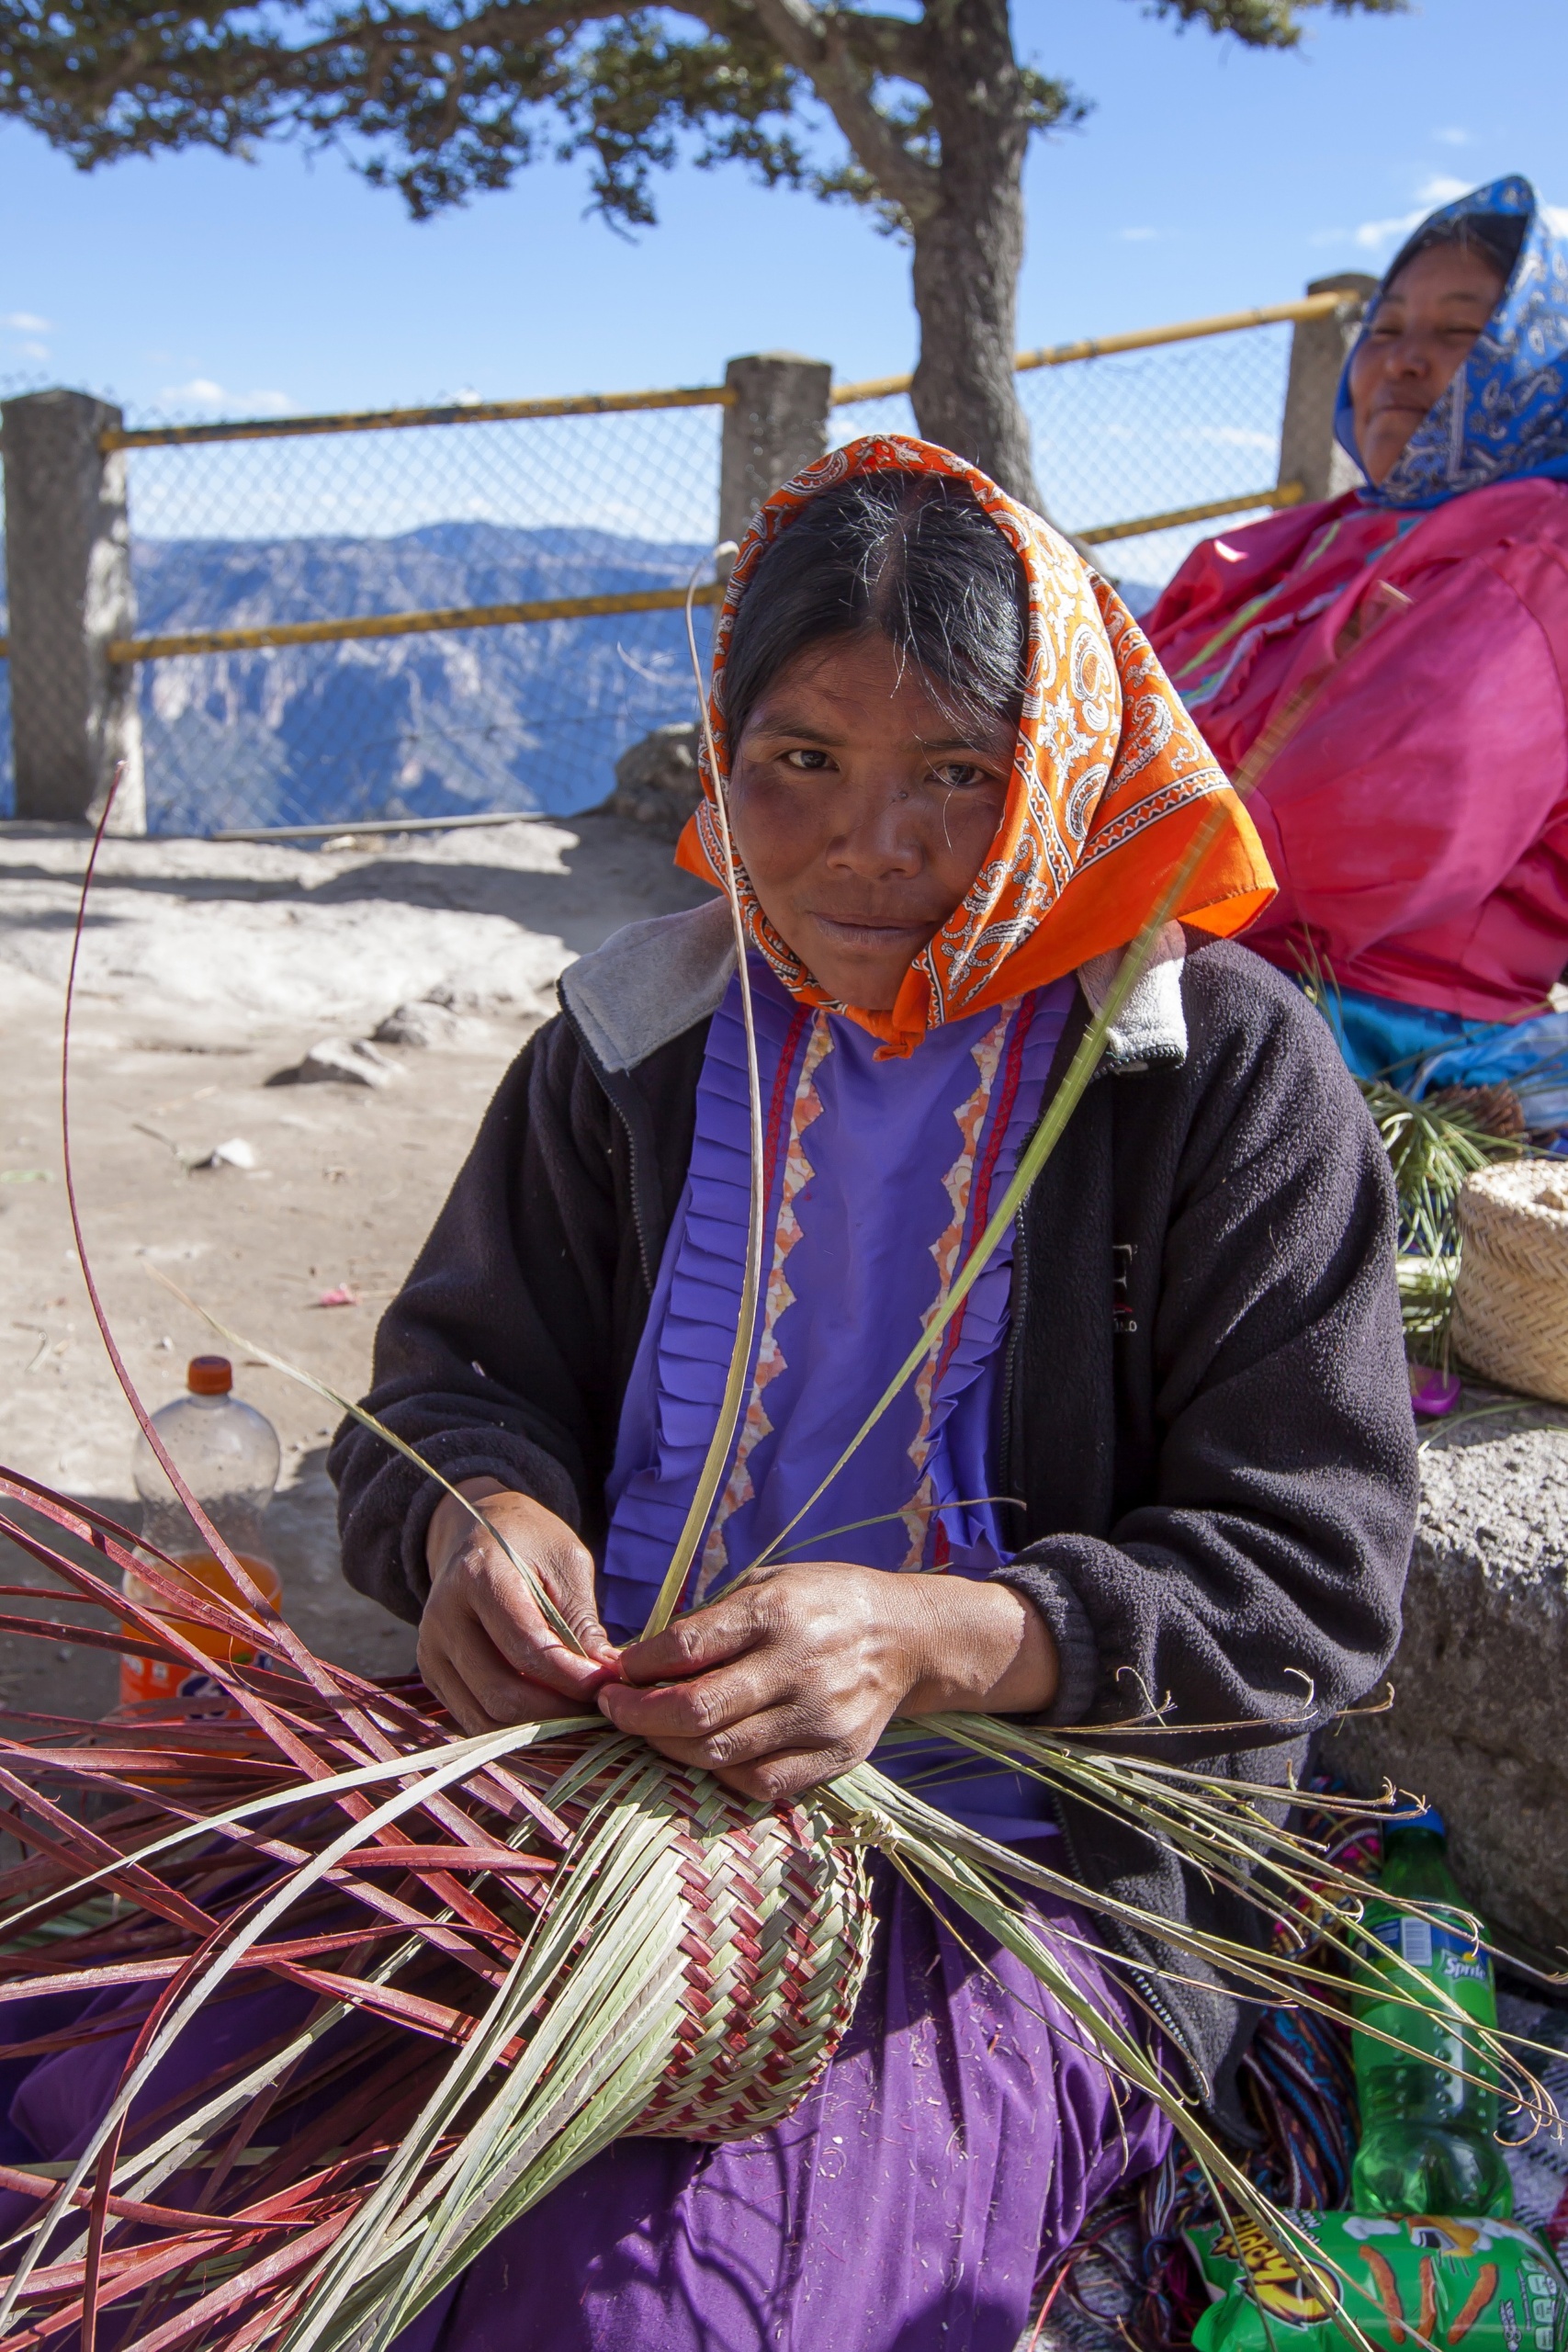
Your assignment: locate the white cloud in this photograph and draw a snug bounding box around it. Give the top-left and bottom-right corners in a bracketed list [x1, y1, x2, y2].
[1119, 226, 1160, 243]
[2, 311, 52, 334]
[1332, 177, 1568, 262]
[20, 342, 49, 361]
[1433, 128, 1472, 148]
[158, 378, 296, 416]
[1344, 175, 1474, 253]
[1346, 209, 1424, 252]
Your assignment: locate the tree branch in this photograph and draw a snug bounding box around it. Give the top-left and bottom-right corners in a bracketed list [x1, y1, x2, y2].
[833, 10, 929, 84]
[720, 0, 939, 221]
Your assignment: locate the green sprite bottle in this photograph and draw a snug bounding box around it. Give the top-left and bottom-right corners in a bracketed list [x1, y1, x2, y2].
[1351, 1805, 1513, 2219]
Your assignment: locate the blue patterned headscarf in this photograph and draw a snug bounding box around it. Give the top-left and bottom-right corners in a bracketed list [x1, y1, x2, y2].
[1334, 175, 1568, 510]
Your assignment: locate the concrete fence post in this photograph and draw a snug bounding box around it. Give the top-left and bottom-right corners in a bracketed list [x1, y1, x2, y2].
[1277, 273, 1380, 506]
[1, 389, 145, 831]
[718, 354, 833, 551]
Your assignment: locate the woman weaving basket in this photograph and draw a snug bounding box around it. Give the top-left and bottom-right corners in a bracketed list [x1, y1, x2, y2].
[322, 438, 1419, 2350]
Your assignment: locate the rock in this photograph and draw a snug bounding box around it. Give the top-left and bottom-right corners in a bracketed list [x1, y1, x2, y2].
[609, 723, 702, 841]
[198, 1136, 257, 1170]
[423, 981, 513, 1013]
[373, 1001, 471, 1049]
[1325, 1400, 1568, 1957]
[373, 997, 460, 1044]
[282, 1038, 406, 1090]
[373, 982, 531, 1045]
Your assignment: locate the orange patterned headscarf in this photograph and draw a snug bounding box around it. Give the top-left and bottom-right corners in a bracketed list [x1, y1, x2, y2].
[675, 435, 1274, 1057]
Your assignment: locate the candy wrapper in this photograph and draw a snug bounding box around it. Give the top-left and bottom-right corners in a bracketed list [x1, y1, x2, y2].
[1189, 2211, 1568, 2352]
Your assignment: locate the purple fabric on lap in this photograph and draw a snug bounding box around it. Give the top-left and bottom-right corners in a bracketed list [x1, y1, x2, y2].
[394, 1865, 1171, 2352]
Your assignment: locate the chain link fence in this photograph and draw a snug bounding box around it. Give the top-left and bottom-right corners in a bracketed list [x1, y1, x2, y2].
[0, 310, 1315, 834]
[832, 317, 1293, 607]
[1031, 318, 1294, 597]
[126, 402, 721, 833]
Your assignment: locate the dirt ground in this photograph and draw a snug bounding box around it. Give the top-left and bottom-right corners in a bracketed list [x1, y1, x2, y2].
[0, 811, 712, 1721]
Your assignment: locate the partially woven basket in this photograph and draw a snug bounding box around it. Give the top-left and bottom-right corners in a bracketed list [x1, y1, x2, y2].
[622, 1758, 874, 2139]
[536, 1741, 874, 2145]
[1451, 1160, 1568, 1404]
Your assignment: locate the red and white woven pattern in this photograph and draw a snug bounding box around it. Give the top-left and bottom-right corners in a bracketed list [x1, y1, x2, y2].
[562, 1753, 874, 2142]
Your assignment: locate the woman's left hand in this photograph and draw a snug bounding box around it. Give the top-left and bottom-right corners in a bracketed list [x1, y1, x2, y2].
[598, 1563, 1056, 1802]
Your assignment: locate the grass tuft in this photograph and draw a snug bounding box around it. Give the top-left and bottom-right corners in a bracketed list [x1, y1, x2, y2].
[1358, 1079, 1527, 1366]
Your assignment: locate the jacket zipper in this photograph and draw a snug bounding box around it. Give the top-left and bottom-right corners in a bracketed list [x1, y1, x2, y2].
[998, 1205, 1029, 1544]
[998, 1003, 1122, 1511]
[1054, 1803, 1206, 2101]
[1001, 1051, 1203, 2099]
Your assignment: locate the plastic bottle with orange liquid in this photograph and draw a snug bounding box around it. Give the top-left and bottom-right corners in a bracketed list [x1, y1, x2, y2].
[122, 1354, 283, 1709]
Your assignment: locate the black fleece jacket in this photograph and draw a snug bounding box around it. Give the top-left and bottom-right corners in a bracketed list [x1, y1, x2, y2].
[330, 933, 1417, 2126]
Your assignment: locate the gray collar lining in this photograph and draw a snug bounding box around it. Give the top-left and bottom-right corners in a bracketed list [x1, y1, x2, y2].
[558, 899, 1186, 1075]
[1077, 921, 1189, 1069]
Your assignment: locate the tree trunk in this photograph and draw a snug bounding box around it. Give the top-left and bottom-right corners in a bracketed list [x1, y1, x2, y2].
[908, 0, 1038, 506]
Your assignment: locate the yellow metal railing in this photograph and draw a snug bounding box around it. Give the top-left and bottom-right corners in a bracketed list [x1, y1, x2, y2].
[4, 490, 1305, 670]
[1078, 480, 1303, 548]
[97, 289, 1349, 452]
[108, 582, 727, 664]
[102, 382, 734, 453]
[213, 809, 553, 843]
[829, 290, 1348, 406]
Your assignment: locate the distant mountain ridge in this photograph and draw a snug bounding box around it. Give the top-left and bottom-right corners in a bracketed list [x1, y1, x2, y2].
[131, 521, 709, 835]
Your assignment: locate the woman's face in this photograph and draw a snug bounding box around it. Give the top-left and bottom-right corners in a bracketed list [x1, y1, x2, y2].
[1348, 242, 1505, 485]
[727, 631, 1013, 1012]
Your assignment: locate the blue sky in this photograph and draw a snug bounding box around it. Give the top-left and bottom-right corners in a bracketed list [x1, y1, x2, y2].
[3, 0, 1563, 422]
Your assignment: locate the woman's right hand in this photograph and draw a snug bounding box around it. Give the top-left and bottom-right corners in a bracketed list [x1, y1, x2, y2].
[418, 1478, 620, 1733]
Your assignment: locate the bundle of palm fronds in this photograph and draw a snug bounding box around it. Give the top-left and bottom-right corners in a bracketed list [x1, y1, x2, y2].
[1357, 1077, 1529, 1364]
[1, 1468, 1557, 2352]
[0, 1469, 874, 2350]
[1292, 949, 1533, 1366]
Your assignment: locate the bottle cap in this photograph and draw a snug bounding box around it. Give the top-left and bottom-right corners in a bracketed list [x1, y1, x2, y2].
[1389, 1804, 1445, 1838]
[186, 1355, 233, 1396]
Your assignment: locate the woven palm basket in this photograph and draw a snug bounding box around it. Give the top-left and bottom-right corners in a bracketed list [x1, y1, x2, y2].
[555, 1744, 875, 2141]
[1451, 1160, 1568, 1405]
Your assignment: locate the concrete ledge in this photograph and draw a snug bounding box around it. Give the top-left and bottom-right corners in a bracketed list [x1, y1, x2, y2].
[1325, 1392, 1568, 1960]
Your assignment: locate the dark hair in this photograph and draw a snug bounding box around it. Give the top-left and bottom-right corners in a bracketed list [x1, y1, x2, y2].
[719, 472, 1030, 751]
[1386, 211, 1525, 296]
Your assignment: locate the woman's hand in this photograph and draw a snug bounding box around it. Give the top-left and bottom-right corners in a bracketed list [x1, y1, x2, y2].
[419, 1479, 621, 1733]
[598, 1563, 1056, 1802]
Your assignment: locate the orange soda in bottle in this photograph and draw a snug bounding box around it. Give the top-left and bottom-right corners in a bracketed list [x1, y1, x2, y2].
[123, 1354, 283, 1709]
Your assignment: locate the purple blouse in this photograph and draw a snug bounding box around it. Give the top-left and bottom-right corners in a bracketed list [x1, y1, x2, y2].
[600, 956, 1071, 1840]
